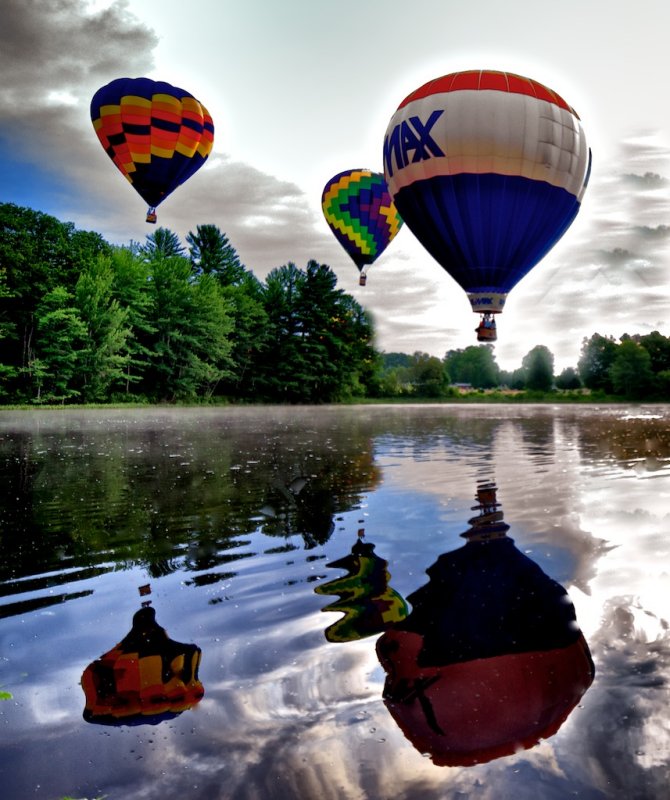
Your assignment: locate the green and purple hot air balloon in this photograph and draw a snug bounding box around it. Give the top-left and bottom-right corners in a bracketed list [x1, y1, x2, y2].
[322, 169, 403, 285]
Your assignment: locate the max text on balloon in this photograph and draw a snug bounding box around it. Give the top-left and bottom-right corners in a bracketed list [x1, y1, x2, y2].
[383, 110, 444, 177]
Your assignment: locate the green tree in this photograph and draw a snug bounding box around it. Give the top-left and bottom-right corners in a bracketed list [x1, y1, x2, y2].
[107, 246, 155, 398]
[258, 262, 306, 401]
[32, 286, 87, 403]
[257, 261, 376, 403]
[143, 256, 234, 401]
[609, 339, 653, 399]
[187, 224, 246, 285]
[522, 345, 554, 391]
[140, 227, 185, 260]
[409, 352, 449, 397]
[555, 366, 582, 390]
[444, 345, 499, 388]
[0, 203, 110, 400]
[74, 255, 132, 402]
[578, 333, 618, 393]
[636, 330, 670, 374]
[220, 276, 270, 398]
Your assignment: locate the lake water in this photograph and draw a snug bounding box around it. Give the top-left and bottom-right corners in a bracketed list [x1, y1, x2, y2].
[0, 405, 669, 800]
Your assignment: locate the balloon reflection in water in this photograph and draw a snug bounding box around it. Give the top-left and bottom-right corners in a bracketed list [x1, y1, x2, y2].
[315, 529, 408, 642]
[81, 596, 204, 726]
[376, 481, 594, 766]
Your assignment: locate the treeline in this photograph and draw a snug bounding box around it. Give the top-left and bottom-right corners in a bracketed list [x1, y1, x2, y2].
[0, 203, 377, 404]
[380, 333, 670, 400]
[2, 202, 669, 405]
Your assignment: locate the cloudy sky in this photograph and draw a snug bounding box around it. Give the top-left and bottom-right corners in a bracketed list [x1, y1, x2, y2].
[2, 0, 670, 370]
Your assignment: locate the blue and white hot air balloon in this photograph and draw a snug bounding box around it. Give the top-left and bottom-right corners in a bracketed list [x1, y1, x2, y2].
[383, 70, 591, 341]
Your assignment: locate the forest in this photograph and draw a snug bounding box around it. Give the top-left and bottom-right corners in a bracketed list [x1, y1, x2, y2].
[2, 201, 670, 405]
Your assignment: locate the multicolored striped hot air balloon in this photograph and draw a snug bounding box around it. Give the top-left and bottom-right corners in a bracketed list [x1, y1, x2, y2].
[322, 169, 403, 285]
[383, 70, 591, 339]
[90, 77, 215, 223]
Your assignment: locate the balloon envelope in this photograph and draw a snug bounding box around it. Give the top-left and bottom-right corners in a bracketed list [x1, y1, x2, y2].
[377, 532, 594, 766]
[90, 77, 214, 218]
[315, 536, 408, 642]
[383, 70, 591, 314]
[81, 606, 204, 726]
[322, 169, 403, 281]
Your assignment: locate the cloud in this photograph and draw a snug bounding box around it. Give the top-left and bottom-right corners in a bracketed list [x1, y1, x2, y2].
[3, 3, 670, 367]
[496, 134, 670, 369]
[0, 0, 156, 130]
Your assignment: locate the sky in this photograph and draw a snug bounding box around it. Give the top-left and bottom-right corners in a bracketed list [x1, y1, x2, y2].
[2, 0, 670, 370]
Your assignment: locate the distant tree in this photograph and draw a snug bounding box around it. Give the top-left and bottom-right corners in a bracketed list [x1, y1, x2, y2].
[498, 367, 526, 390]
[555, 366, 582, 390]
[186, 224, 246, 285]
[522, 345, 554, 391]
[409, 352, 449, 397]
[140, 227, 185, 260]
[381, 352, 413, 370]
[444, 345, 499, 388]
[578, 333, 618, 392]
[609, 339, 653, 399]
[635, 330, 670, 374]
[142, 255, 234, 401]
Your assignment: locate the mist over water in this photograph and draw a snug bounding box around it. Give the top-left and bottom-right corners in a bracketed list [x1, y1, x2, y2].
[1, 405, 668, 800]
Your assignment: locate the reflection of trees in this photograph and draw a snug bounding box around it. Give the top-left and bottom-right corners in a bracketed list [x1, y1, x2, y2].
[575, 413, 670, 469]
[0, 411, 381, 607]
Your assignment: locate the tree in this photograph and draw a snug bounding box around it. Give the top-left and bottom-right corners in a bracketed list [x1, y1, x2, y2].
[555, 366, 582, 390]
[257, 262, 307, 401]
[636, 331, 670, 374]
[578, 333, 618, 393]
[140, 227, 185, 260]
[522, 345, 554, 391]
[444, 345, 499, 388]
[142, 255, 234, 401]
[32, 286, 87, 403]
[0, 203, 110, 400]
[609, 340, 653, 399]
[186, 224, 246, 285]
[256, 261, 377, 403]
[74, 255, 133, 402]
[408, 352, 449, 397]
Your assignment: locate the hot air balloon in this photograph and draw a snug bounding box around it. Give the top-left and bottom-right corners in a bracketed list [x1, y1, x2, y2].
[81, 605, 204, 726]
[315, 529, 408, 642]
[90, 77, 215, 223]
[322, 169, 403, 285]
[376, 482, 594, 766]
[383, 70, 591, 340]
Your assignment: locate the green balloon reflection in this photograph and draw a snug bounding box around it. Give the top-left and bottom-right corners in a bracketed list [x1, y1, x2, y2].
[315, 529, 409, 642]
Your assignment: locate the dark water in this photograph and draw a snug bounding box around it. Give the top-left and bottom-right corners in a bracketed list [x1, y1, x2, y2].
[0, 405, 669, 800]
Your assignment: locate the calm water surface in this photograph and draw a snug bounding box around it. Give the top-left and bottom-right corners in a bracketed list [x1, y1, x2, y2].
[0, 405, 669, 800]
